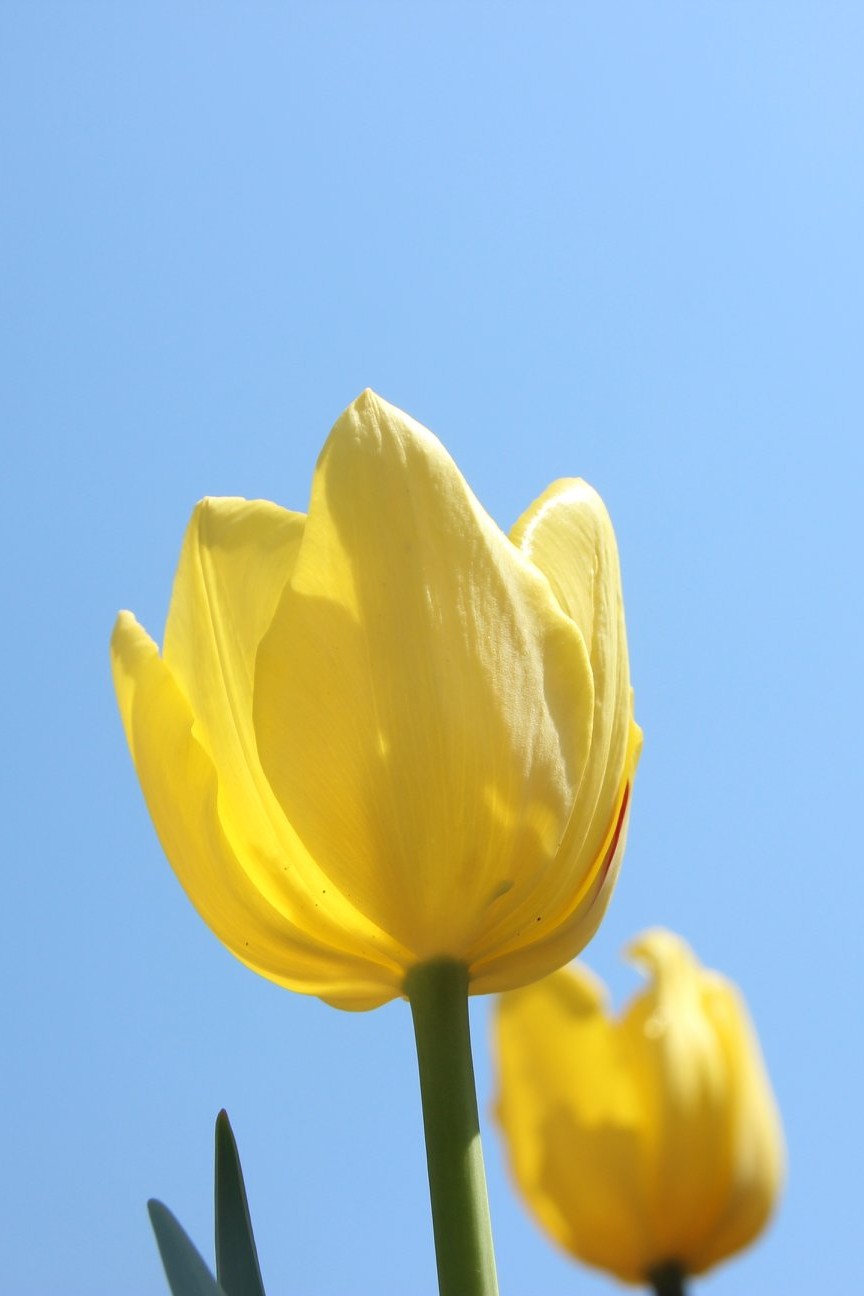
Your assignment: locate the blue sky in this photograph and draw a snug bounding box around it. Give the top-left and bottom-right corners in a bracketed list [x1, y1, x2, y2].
[2, 4, 862, 1293]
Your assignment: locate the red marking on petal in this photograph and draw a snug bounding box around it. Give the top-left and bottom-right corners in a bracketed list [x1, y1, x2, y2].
[598, 783, 630, 888]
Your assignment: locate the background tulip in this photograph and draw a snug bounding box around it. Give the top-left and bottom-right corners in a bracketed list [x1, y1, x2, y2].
[494, 930, 784, 1289]
[111, 390, 640, 1010]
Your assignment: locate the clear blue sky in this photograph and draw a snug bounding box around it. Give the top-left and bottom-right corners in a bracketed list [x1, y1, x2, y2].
[2, 4, 861, 1293]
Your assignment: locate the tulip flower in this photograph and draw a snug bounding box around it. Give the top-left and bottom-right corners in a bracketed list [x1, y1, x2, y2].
[111, 390, 640, 1296]
[111, 390, 639, 1008]
[494, 931, 785, 1293]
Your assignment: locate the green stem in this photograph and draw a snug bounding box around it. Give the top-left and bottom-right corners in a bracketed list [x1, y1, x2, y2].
[405, 959, 499, 1296]
[648, 1262, 688, 1296]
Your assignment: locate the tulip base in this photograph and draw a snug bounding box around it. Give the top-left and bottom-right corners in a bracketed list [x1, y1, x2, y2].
[648, 1262, 687, 1295]
[406, 959, 499, 1296]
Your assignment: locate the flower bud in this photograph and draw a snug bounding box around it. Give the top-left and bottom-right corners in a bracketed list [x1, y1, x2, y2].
[494, 930, 784, 1282]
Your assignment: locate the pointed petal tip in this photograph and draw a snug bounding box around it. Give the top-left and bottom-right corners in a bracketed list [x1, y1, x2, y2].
[354, 386, 379, 407]
[112, 608, 136, 634]
[345, 387, 389, 423]
[625, 928, 695, 981]
[344, 387, 431, 435]
[110, 608, 156, 655]
[111, 609, 144, 657]
[325, 388, 387, 454]
[110, 612, 161, 725]
[324, 388, 442, 468]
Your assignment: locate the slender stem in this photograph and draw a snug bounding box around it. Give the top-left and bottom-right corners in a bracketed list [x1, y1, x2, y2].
[648, 1262, 688, 1296]
[405, 959, 499, 1296]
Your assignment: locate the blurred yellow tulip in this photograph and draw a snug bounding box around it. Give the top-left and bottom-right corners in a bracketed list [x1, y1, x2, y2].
[111, 390, 640, 1010]
[494, 930, 784, 1285]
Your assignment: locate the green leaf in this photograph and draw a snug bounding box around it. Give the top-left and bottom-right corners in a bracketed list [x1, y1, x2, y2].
[214, 1111, 267, 1296]
[148, 1200, 225, 1296]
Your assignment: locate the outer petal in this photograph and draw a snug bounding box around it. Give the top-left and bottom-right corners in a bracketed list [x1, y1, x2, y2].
[622, 932, 735, 1272]
[110, 611, 403, 1009]
[622, 932, 784, 1275]
[511, 480, 641, 911]
[494, 966, 651, 1283]
[688, 975, 785, 1272]
[470, 481, 641, 986]
[253, 391, 596, 963]
[160, 497, 406, 968]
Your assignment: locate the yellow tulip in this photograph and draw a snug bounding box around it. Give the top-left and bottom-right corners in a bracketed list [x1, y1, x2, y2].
[494, 930, 785, 1285]
[111, 390, 640, 1010]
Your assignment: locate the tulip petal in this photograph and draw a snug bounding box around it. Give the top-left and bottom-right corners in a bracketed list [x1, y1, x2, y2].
[254, 391, 596, 962]
[495, 967, 652, 1282]
[622, 933, 732, 1268]
[623, 932, 784, 1274]
[160, 497, 408, 975]
[470, 482, 643, 984]
[511, 479, 640, 896]
[111, 611, 402, 1008]
[162, 498, 307, 892]
[687, 977, 785, 1271]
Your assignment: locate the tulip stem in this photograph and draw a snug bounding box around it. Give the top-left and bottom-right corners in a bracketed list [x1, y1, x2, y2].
[406, 959, 499, 1296]
[648, 1262, 688, 1296]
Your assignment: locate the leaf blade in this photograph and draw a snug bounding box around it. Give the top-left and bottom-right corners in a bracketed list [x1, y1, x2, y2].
[214, 1110, 267, 1296]
[148, 1200, 225, 1296]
